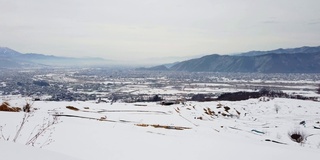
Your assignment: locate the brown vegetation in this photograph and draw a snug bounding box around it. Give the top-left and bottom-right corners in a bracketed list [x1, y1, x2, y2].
[204, 103, 241, 118]
[195, 116, 203, 120]
[0, 102, 21, 112]
[23, 103, 31, 112]
[204, 108, 215, 116]
[135, 124, 191, 130]
[224, 106, 230, 112]
[99, 116, 107, 121]
[174, 107, 180, 113]
[135, 124, 149, 127]
[66, 106, 79, 111]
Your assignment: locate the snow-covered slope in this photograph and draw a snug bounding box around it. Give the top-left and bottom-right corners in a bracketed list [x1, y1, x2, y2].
[1, 97, 320, 160]
[0, 141, 80, 160]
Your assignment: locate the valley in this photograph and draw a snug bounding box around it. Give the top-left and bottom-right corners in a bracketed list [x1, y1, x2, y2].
[1, 68, 320, 160]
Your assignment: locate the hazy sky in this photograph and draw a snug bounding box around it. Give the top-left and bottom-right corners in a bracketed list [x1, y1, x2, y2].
[1, 0, 320, 64]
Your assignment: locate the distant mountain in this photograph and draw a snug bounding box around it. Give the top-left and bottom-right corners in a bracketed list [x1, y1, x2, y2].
[0, 47, 22, 57]
[236, 46, 320, 56]
[145, 46, 320, 73]
[137, 65, 169, 71]
[0, 47, 110, 68]
[0, 47, 37, 68]
[163, 61, 181, 68]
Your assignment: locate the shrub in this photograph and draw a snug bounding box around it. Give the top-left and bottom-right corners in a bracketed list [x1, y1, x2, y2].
[23, 102, 32, 112]
[224, 106, 230, 112]
[288, 129, 307, 144]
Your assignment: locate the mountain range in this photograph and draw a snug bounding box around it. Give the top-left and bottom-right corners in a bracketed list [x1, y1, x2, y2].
[0, 47, 110, 68]
[141, 46, 320, 73]
[2, 46, 320, 73]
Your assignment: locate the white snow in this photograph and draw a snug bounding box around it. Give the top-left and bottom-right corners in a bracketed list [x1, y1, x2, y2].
[1, 82, 6, 87]
[0, 141, 80, 160]
[1, 97, 320, 160]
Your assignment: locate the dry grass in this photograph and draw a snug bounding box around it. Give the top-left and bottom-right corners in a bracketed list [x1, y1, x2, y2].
[174, 107, 180, 113]
[66, 106, 79, 111]
[135, 124, 149, 127]
[135, 123, 191, 130]
[217, 103, 223, 108]
[195, 116, 203, 120]
[0, 102, 21, 112]
[204, 108, 215, 116]
[98, 116, 107, 121]
[224, 106, 230, 112]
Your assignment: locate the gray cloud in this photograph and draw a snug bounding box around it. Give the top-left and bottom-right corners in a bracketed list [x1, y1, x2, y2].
[261, 20, 279, 24]
[0, 0, 320, 64]
[308, 19, 320, 25]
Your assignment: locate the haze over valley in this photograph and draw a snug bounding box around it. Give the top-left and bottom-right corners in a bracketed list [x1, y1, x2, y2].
[1, 0, 320, 160]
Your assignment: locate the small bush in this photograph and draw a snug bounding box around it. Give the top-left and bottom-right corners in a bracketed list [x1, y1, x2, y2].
[23, 102, 31, 112]
[224, 106, 230, 112]
[288, 129, 307, 143]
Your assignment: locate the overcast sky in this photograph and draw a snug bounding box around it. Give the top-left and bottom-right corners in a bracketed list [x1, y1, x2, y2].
[0, 0, 320, 64]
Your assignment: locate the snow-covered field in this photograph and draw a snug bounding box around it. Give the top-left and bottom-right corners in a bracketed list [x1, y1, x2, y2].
[1, 96, 320, 160]
[1, 141, 80, 160]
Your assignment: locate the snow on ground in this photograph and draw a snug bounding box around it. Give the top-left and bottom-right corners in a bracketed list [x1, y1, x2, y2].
[0, 141, 80, 160]
[122, 85, 253, 95]
[1, 97, 320, 160]
[1, 82, 6, 87]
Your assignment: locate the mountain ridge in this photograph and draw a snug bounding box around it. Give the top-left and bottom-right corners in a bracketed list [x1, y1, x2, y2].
[143, 46, 320, 73]
[235, 46, 320, 56]
[0, 47, 111, 68]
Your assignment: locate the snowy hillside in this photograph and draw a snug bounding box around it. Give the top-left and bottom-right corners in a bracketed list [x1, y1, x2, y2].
[0, 141, 80, 160]
[1, 96, 320, 160]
